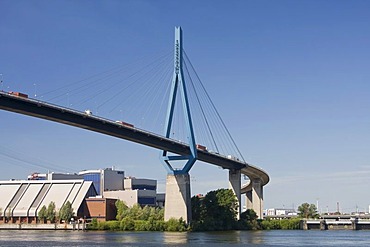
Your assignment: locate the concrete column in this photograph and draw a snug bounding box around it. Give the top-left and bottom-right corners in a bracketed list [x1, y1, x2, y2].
[164, 173, 191, 223]
[246, 190, 253, 209]
[245, 179, 264, 219]
[300, 220, 308, 230]
[228, 169, 241, 220]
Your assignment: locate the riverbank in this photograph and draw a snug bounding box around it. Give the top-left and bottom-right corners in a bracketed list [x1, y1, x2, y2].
[0, 223, 85, 230]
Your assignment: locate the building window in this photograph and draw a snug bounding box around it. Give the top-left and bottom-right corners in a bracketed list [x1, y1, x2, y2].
[132, 185, 156, 191]
[83, 174, 101, 195]
[138, 197, 155, 205]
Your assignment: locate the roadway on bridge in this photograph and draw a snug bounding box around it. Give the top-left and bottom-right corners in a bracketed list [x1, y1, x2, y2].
[0, 91, 269, 191]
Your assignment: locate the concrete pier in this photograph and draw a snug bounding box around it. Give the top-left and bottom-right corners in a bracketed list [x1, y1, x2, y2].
[246, 178, 264, 219]
[229, 169, 241, 220]
[164, 173, 191, 223]
[300, 218, 370, 230]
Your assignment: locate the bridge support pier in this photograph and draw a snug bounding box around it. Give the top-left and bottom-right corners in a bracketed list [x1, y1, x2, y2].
[164, 173, 191, 223]
[228, 169, 241, 220]
[246, 179, 264, 219]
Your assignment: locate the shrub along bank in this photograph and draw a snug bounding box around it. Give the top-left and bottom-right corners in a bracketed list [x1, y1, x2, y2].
[87, 201, 188, 231]
[87, 189, 301, 231]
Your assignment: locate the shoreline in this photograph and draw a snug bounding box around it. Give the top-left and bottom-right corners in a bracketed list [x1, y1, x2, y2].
[0, 223, 85, 230]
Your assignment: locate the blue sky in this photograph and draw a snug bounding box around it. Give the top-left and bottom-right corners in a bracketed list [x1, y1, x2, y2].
[1, 0, 370, 213]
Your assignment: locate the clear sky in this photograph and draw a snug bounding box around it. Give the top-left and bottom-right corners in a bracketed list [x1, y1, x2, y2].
[1, 0, 370, 213]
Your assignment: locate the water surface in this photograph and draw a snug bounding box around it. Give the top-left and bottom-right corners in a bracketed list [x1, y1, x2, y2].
[1, 230, 370, 246]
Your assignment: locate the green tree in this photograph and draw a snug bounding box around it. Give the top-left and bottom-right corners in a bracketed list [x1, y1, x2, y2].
[149, 207, 164, 221]
[191, 188, 238, 231]
[140, 205, 151, 221]
[7, 207, 12, 221]
[239, 209, 259, 230]
[46, 201, 56, 223]
[298, 203, 319, 219]
[120, 216, 135, 230]
[191, 195, 204, 222]
[59, 201, 74, 223]
[38, 205, 47, 223]
[129, 204, 142, 219]
[115, 200, 129, 221]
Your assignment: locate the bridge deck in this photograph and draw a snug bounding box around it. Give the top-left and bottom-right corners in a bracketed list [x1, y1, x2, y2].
[0, 91, 269, 189]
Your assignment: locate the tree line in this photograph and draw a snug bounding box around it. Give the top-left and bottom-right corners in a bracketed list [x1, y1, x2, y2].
[38, 201, 74, 223]
[27, 189, 318, 231]
[88, 202, 187, 231]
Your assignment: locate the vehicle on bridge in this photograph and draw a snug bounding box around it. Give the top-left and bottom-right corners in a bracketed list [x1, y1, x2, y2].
[8, 91, 28, 98]
[227, 154, 240, 162]
[196, 144, 207, 152]
[115, 120, 134, 128]
[84, 109, 93, 115]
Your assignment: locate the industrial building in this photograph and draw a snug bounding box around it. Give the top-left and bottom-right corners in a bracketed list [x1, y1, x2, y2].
[265, 208, 297, 216]
[78, 168, 125, 195]
[28, 172, 82, 181]
[83, 197, 118, 221]
[103, 177, 157, 207]
[0, 167, 164, 223]
[0, 179, 96, 224]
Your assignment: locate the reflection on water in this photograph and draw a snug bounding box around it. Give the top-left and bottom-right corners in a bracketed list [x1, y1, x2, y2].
[2, 230, 370, 246]
[162, 232, 188, 244]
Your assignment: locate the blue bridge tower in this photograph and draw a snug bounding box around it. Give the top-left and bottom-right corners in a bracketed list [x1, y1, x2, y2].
[160, 27, 196, 223]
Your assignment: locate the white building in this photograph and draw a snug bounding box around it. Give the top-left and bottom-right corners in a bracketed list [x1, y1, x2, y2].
[26, 169, 162, 208]
[103, 177, 157, 207]
[266, 208, 296, 216]
[0, 179, 96, 223]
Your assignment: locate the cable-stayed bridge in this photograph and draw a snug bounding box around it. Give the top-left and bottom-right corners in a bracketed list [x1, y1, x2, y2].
[0, 27, 269, 222]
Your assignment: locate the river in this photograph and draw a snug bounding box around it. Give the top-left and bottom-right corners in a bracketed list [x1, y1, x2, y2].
[1, 230, 370, 246]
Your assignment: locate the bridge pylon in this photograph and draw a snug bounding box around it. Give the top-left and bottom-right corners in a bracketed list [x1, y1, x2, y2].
[161, 27, 196, 223]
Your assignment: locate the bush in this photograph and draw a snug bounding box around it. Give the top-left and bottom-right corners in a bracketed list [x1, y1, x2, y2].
[120, 217, 135, 231]
[106, 221, 120, 231]
[97, 221, 110, 230]
[260, 218, 300, 230]
[134, 220, 147, 231]
[165, 218, 187, 232]
[88, 218, 98, 230]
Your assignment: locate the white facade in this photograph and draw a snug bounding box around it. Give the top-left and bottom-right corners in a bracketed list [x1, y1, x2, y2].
[266, 208, 296, 216]
[0, 180, 96, 217]
[103, 177, 158, 207]
[103, 190, 156, 207]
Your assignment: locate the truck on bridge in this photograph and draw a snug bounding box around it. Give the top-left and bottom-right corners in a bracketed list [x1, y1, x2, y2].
[9, 91, 28, 98]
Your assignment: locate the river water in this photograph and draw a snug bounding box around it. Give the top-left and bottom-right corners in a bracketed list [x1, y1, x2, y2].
[1, 230, 370, 246]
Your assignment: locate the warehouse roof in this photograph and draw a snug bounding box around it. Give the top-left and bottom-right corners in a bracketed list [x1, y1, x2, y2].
[0, 180, 96, 217]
